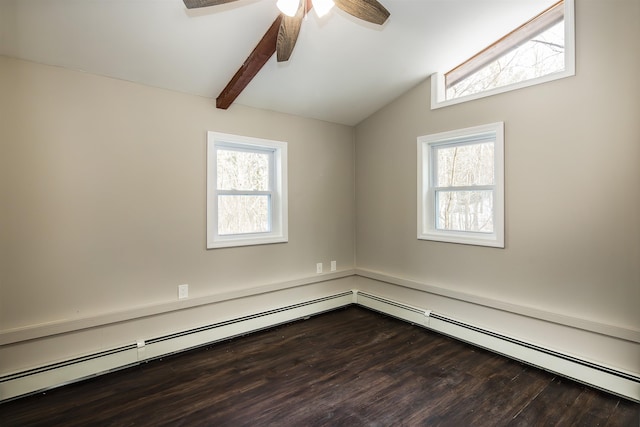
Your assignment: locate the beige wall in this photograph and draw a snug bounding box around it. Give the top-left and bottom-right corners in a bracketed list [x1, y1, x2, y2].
[0, 56, 355, 332]
[355, 0, 640, 333]
[1, 0, 639, 391]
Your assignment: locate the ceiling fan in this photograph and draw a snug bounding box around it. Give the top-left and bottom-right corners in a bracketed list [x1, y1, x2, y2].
[183, 0, 390, 110]
[184, 0, 390, 62]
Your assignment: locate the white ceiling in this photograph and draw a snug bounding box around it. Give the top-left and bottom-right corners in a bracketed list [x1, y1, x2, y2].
[0, 0, 556, 125]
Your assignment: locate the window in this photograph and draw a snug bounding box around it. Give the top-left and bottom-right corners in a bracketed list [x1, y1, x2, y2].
[207, 132, 287, 249]
[417, 122, 504, 248]
[431, 0, 574, 109]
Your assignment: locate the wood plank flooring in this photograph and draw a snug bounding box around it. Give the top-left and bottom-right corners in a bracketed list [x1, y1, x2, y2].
[1, 306, 638, 426]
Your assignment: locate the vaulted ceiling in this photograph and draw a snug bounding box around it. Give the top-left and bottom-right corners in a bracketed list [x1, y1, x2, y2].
[0, 0, 556, 125]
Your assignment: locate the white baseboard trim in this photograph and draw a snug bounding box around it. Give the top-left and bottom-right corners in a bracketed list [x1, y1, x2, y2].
[0, 270, 356, 346]
[2, 289, 638, 403]
[355, 268, 640, 344]
[0, 291, 354, 402]
[355, 290, 640, 403]
[0, 344, 139, 403]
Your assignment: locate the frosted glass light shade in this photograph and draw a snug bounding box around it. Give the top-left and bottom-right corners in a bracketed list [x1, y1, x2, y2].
[312, 0, 334, 17]
[277, 0, 300, 17]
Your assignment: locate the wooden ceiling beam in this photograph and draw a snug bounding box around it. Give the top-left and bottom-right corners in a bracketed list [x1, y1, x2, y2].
[216, 15, 283, 109]
[216, 0, 313, 109]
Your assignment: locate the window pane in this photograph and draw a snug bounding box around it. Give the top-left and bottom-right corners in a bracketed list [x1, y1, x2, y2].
[436, 190, 493, 233]
[447, 21, 565, 99]
[218, 195, 271, 235]
[217, 149, 270, 191]
[435, 142, 494, 187]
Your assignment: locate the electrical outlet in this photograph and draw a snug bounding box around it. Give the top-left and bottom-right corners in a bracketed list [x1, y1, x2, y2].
[178, 284, 189, 299]
[331, 260, 337, 271]
[316, 263, 323, 274]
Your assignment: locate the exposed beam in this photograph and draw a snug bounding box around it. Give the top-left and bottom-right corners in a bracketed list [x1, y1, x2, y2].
[216, 0, 314, 109]
[216, 15, 283, 109]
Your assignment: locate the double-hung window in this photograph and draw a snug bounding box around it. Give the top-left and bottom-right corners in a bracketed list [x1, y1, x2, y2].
[418, 122, 504, 248]
[207, 132, 288, 249]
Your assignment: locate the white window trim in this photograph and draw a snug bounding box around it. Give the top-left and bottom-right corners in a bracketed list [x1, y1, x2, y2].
[417, 122, 505, 248]
[431, 0, 575, 110]
[207, 132, 288, 249]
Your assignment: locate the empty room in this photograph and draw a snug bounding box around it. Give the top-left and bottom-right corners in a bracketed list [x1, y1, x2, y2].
[1, 0, 639, 424]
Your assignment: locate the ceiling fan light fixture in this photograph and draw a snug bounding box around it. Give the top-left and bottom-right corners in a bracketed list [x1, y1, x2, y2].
[276, 0, 300, 17]
[311, 0, 334, 18]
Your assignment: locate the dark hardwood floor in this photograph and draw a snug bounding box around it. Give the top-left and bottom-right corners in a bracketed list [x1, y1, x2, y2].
[1, 306, 638, 426]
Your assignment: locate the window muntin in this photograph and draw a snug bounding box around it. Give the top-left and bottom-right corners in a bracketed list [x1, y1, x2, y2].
[431, 0, 574, 109]
[418, 123, 504, 248]
[432, 141, 496, 234]
[207, 132, 287, 249]
[215, 145, 273, 236]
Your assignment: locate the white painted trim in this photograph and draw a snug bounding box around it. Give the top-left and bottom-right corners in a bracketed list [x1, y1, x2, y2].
[2, 287, 638, 403]
[0, 270, 356, 345]
[427, 313, 640, 402]
[355, 268, 640, 344]
[355, 290, 640, 402]
[207, 131, 288, 249]
[353, 289, 429, 326]
[417, 122, 505, 248]
[431, 0, 576, 110]
[7, 267, 632, 349]
[0, 291, 354, 401]
[0, 345, 139, 403]
[138, 292, 353, 360]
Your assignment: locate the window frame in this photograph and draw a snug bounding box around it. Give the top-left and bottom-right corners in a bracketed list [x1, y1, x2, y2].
[207, 132, 288, 249]
[431, 0, 575, 110]
[417, 122, 505, 248]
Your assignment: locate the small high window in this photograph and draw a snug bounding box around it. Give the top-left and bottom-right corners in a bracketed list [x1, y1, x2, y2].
[432, 0, 574, 109]
[207, 132, 288, 249]
[417, 123, 504, 248]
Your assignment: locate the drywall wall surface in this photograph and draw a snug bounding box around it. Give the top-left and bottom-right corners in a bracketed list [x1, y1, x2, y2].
[0, 277, 355, 376]
[0, 56, 355, 332]
[355, 276, 640, 377]
[0, 1, 17, 57]
[0, 55, 11, 306]
[354, 0, 640, 333]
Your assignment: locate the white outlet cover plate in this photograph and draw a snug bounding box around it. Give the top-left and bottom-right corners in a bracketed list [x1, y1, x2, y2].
[178, 284, 189, 299]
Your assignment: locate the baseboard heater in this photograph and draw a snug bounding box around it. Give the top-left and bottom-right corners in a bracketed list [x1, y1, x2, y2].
[2, 290, 639, 402]
[354, 290, 640, 403]
[0, 291, 354, 402]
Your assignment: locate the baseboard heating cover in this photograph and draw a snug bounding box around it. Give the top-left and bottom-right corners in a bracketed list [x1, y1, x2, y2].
[354, 290, 640, 402]
[2, 290, 638, 402]
[0, 291, 354, 402]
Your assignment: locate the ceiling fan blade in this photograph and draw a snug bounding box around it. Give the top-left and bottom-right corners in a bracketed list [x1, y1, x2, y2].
[183, 0, 241, 9]
[334, 0, 390, 25]
[276, 3, 305, 62]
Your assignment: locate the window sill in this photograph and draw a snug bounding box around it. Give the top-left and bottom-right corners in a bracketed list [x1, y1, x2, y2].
[418, 230, 504, 248]
[207, 234, 288, 249]
[430, 68, 575, 110]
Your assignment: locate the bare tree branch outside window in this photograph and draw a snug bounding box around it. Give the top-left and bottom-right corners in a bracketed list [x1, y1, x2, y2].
[447, 21, 565, 100]
[217, 149, 272, 235]
[435, 142, 494, 233]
